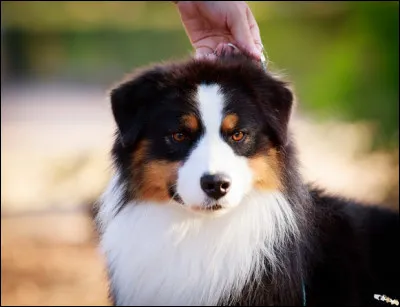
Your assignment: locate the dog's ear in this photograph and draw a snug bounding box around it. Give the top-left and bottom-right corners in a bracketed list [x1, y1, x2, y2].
[257, 78, 294, 146]
[110, 68, 167, 147]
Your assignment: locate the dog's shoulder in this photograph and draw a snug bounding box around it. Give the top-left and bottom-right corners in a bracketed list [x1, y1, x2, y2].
[308, 186, 398, 233]
[306, 186, 399, 304]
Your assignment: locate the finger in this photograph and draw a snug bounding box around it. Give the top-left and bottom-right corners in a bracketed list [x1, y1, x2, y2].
[228, 5, 261, 60]
[176, 1, 198, 20]
[246, 6, 263, 54]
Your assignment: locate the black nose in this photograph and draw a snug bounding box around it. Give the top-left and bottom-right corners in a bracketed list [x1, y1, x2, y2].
[200, 173, 231, 200]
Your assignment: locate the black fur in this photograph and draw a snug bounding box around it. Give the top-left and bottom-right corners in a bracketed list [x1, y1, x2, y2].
[103, 54, 399, 306]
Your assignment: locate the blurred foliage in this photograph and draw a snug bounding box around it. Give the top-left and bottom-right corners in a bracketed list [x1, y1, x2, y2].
[1, 1, 182, 31]
[1, 1, 398, 149]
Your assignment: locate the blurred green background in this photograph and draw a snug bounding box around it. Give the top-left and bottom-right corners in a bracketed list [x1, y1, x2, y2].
[2, 1, 398, 148]
[1, 2, 398, 306]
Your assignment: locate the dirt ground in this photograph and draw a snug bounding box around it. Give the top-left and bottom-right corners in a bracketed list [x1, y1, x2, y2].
[1, 212, 110, 306]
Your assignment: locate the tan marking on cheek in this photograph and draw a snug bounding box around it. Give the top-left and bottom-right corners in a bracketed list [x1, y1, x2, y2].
[249, 148, 282, 191]
[182, 114, 199, 131]
[131, 140, 181, 202]
[132, 140, 148, 165]
[132, 157, 181, 202]
[140, 161, 181, 201]
[129, 140, 149, 200]
[221, 114, 239, 133]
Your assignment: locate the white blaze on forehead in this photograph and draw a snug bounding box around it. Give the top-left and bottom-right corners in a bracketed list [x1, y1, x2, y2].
[196, 83, 224, 139]
[176, 83, 253, 208]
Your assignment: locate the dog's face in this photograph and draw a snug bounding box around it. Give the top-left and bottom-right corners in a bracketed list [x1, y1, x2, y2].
[111, 55, 293, 214]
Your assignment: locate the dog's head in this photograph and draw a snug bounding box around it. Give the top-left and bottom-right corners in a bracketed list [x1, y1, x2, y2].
[110, 54, 294, 214]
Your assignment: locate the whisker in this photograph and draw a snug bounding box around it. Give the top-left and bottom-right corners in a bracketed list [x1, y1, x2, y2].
[167, 183, 181, 206]
[167, 193, 181, 207]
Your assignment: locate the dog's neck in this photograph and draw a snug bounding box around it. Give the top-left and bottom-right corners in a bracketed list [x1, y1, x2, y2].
[98, 175, 300, 306]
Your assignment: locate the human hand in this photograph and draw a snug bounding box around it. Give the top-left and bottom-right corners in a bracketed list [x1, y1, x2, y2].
[175, 1, 263, 60]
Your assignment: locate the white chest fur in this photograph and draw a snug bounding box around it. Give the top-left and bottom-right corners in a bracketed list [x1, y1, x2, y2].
[98, 179, 298, 306]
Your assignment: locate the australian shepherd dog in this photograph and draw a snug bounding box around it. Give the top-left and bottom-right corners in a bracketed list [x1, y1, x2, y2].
[95, 54, 399, 306]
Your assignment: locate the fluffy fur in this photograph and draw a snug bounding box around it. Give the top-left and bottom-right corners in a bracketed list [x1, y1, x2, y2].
[95, 54, 399, 306]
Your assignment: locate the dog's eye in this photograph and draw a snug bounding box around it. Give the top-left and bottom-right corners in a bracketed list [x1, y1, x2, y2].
[172, 132, 187, 142]
[232, 131, 246, 142]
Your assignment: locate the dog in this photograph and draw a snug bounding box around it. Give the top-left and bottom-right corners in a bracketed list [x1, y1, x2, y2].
[95, 54, 399, 306]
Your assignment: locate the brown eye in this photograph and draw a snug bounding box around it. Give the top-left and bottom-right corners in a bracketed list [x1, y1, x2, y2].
[232, 131, 245, 142]
[172, 132, 186, 142]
